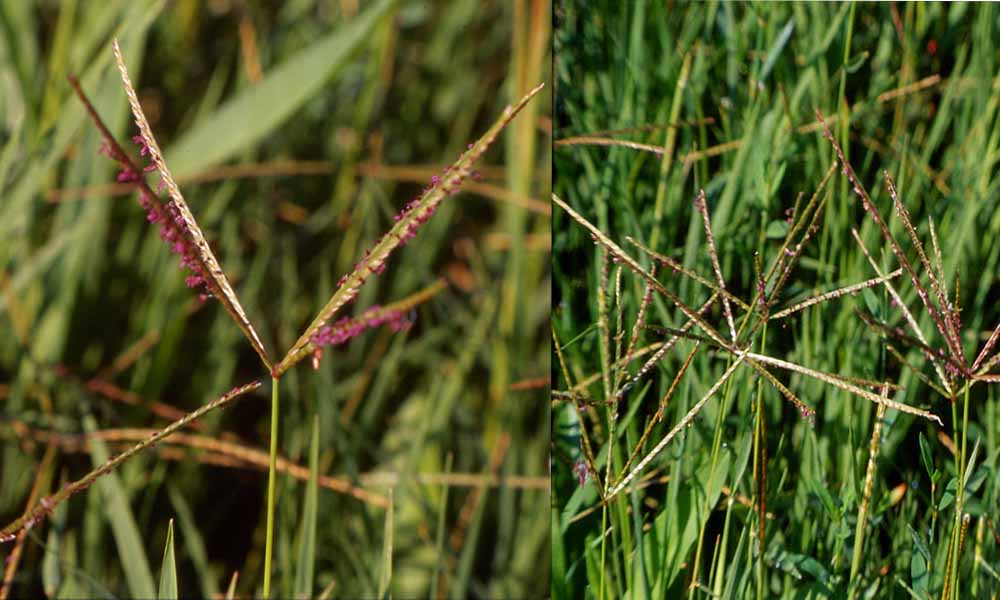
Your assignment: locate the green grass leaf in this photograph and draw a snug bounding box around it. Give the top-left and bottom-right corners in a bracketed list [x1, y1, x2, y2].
[163, 0, 397, 178]
[293, 415, 320, 599]
[376, 489, 394, 599]
[84, 414, 156, 599]
[157, 519, 178, 600]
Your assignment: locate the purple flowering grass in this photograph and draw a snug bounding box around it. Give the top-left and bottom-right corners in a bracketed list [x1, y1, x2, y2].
[101, 133, 215, 301]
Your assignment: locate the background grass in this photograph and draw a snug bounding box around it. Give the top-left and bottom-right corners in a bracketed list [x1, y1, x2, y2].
[0, 1, 550, 598]
[553, 1, 1000, 598]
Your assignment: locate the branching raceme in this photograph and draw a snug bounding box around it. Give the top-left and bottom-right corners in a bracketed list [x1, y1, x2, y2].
[0, 39, 543, 599]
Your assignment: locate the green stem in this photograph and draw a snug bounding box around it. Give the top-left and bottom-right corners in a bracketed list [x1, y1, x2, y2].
[599, 503, 608, 600]
[263, 376, 279, 598]
[950, 382, 970, 598]
[754, 325, 768, 600]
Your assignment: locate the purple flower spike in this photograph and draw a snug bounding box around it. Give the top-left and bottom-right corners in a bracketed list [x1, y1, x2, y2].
[132, 134, 150, 157]
[117, 168, 140, 183]
[573, 458, 589, 486]
[310, 306, 415, 357]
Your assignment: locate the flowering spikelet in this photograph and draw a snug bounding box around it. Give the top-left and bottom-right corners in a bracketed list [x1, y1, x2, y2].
[112, 39, 271, 369]
[573, 458, 589, 486]
[311, 306, 413, 347]
[275, 82, 544, 376]
[309, 306, 413, 369]
[104, 134, 215, 302]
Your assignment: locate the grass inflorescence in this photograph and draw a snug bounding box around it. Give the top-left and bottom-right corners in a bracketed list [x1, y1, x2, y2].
[0, 3, 549, 598]
[553, 2, 1000, 598]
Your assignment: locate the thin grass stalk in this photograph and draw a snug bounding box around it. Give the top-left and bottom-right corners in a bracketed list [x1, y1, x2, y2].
[694, 190, 737, 342]
[616, 343, 699, 485]
[597, 248, 612, 403]
[597, 250, 614, 600]
[752, 324, 769, 600]
[848, 393, 887, 600]
[773, 190, 805, 273]
[567, 341, 666, 395]
[554, 136, 666, 154]
[569, 118, 716, 139]
[615, 264, 657, 395]
[885, 345, 949, 398]
[817, 110, 966, 373]
[949, 381, 972, 599]
[973, 322, 1000, 373]
[606, 351, 748, 501]
[853, 309, 963, 389]
[617, 293, 720, 398]
[262, 377, 279, 598]
[612, 265, 625, 391]
[0, 443, 56, 599]
[744, 352, 941, 423]
[927, 216, 948, 297]
[768, 188, 830, 313]
[627, 237, 751, 311]
[553, 325, 604, 495]
[852, 228, 954, 395]
[0, 381, 261, 541]
[769, 269, 903, 320]
[883, 171, 963, 358]
[14, 424, 392, 504]
[111, 41, 272, 369]
[553, 193, 730, 349]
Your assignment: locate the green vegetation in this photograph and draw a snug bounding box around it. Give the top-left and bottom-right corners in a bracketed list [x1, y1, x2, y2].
[0, 1, 549, 598]
[553, 2, 1000, 598]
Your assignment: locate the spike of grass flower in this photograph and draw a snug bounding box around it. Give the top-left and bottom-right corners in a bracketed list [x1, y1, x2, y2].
[552, 146, 943, 595]
[816, 111, 1000, 600]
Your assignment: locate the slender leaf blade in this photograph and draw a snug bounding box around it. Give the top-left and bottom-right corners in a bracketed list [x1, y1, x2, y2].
[157, 519, 177, 600]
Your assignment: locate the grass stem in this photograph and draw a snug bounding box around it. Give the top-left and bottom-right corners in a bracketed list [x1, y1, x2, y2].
[263, 376, 279, 598]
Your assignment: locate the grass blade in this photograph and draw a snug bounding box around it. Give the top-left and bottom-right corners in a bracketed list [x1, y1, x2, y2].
[162, 0, 397, 178]
[225, 572, 238, 600]
[157, 519, 177, 600]
[293, 416, 320, 599]
[83, 414, 155, 599]
[377, 489, 394, 599]
[429, 453, 453, 600]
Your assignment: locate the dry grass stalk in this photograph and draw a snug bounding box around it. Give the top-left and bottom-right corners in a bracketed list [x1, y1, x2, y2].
[607, 351, 748, 501]
[816, 109, 966, 374]
[0, 381, 261, 542]
[0, 444, 56, 599]
[851, 228, 954, 395]
[769, 269, 903, 320]
[694, 190, 737, 342]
